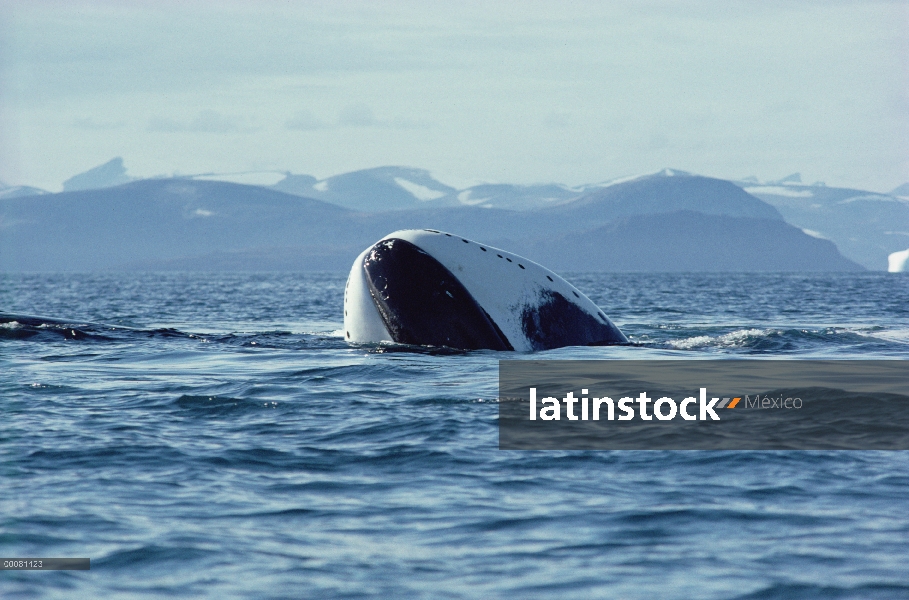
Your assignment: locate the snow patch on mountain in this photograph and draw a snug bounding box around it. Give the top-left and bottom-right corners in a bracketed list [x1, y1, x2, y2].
[588, 168, 693, 190]
[193, 172, 287, 186]
[393, 177, 446, 201]
[427, 171, 485, 190]
[837, 194, 902, 205]
[744, 186, 814, 198]
[457, 190, 491, 206]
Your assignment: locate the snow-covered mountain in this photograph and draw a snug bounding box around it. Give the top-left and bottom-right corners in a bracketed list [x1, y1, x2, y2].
[447, 183, 582, 210]
[271, 166, 458, 211]
[1, 174, 860, 272]
[8, 160, 901, 271]
[734, 179, 909, 270]
[546, 170, 784, 225]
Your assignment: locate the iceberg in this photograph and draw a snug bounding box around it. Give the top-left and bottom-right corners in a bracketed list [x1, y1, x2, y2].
[888, 249, 909, 273]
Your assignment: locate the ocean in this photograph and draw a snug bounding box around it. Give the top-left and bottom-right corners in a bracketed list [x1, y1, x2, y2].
[2, 272, 909, 599]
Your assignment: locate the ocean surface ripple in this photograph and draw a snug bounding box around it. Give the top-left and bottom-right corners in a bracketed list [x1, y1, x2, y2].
[2, 272, 909, 599]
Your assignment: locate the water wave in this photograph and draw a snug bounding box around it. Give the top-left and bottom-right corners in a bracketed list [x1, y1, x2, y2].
[3, 273, 909, 599]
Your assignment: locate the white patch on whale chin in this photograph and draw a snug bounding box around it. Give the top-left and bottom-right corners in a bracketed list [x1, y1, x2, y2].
[343, 247, 392, 343]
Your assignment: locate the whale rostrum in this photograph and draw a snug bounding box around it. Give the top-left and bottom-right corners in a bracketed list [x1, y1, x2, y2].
[343, 230, 627, 351]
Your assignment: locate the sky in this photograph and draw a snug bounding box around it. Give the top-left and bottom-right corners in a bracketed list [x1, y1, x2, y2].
[1, 0, 907, 192]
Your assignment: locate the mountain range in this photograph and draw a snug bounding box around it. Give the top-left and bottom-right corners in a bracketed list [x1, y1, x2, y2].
[3, 160, 906, 272]
[735, 177, 909, 271]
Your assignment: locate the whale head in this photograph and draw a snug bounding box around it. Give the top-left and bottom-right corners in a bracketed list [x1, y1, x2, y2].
[343, 229, 627, 351]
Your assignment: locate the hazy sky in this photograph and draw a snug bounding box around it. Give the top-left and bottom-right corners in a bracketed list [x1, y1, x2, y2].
[1, 1, 907, 192]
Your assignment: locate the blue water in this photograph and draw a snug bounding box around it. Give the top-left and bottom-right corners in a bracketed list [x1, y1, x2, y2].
[3, 272, 909, 599]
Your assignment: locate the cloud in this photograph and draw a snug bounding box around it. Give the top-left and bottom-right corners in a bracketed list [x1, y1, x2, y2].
[285, 105, 425, 131]
[6, 2, 906, 191]
[335, 105, 426, 129]
[338, 104, 376, 127]
[284, 110, 328, 131]
[147, 110, 249, 133]
[72, 117, 125, 130]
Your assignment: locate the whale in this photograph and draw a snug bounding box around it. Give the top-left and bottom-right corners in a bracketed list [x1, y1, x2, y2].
[343, 229, 627, 351]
